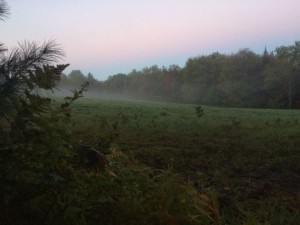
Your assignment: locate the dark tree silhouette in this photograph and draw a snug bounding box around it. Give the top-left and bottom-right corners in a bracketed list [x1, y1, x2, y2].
[0, 0, 9, 20]
[1, 0, 66, 119]
[0, 41, 65, 96]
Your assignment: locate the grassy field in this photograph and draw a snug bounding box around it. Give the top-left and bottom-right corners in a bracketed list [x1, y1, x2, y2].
[61, 97, 299, 223]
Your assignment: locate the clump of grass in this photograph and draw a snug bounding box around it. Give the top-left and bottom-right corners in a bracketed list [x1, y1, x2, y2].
[294, 118, 298, 125]
[195, 105, 204, 118]
[230, 117, 241, 127]
[159, 111, 169, 116]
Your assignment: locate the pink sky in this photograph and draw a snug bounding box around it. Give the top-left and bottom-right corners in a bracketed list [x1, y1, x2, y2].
[2, 0, 300, 80]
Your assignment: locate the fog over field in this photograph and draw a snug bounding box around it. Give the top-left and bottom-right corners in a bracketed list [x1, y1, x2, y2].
[57, 41, 300, 109]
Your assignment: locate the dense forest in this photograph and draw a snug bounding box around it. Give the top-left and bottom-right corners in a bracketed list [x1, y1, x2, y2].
[60, 42, 300, 109]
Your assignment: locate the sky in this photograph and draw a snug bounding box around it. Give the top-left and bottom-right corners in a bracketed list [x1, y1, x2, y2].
[1, 0, 300, 80]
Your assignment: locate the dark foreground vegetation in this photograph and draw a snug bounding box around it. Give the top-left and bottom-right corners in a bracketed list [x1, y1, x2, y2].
[1, 1, 299, 224]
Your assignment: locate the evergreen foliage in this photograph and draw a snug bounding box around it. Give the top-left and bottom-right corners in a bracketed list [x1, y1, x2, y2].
[0, 0, 8, 20]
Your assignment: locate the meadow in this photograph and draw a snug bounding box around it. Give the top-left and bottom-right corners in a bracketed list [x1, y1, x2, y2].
[64, 97, 299, 223]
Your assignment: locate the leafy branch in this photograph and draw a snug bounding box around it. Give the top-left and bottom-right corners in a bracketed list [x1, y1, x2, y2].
[61, 81, 89, 109]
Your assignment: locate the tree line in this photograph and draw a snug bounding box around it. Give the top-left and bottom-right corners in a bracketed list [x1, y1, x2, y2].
[60, 42, 300, 109]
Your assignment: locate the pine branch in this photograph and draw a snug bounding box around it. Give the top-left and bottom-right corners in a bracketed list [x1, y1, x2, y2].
[0, 43, 7, 53]
[0, 0, 9, 21]
[0, 40, 65, 98]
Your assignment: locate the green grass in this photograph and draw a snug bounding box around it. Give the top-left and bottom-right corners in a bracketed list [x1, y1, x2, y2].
[58, 97, 300, 223]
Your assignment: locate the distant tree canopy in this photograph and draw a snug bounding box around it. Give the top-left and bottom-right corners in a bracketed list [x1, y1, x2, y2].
[59, 41, 300, 109]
